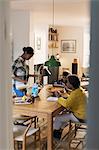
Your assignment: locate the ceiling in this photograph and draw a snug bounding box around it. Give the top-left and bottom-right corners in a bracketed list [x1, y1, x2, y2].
[10, 0, 90, 27]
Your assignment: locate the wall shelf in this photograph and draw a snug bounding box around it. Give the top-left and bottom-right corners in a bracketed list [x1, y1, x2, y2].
[48, 27, 59, 49]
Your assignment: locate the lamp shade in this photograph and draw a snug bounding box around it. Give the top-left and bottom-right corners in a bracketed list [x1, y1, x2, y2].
[44, 55, 61, 67]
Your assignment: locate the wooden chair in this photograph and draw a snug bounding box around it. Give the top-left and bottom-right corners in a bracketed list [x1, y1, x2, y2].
[54, 120, 87, 150]
[13, 116, 40, 150]
[13, 115, 35, 126]
[68, 120, 87, 149]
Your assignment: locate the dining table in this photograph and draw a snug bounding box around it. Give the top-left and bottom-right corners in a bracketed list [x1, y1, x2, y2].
[13, 85, 65, 150]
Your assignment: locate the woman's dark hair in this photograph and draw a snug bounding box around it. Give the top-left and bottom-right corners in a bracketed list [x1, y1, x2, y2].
[67, 75, 80, 89]
[23, 47, 34, 54]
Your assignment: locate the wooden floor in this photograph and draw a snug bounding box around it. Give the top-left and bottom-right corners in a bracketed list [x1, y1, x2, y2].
[14, 118, 87, 150]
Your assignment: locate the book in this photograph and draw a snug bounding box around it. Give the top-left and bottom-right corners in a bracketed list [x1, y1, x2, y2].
[47, 96, 58, 102]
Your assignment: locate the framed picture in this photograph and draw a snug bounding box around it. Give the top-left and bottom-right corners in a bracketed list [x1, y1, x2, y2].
[34, 33, 41, 50]
[36, 37, 41, 50]
[61, 40, 76, 53]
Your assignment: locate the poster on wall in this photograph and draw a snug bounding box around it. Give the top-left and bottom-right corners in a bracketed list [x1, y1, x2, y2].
[61, 40, 76, 53]
[36, 37, 41, 50]
[34, 33, 41, 50]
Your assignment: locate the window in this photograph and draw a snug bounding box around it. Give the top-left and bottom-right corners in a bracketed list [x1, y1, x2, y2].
[83, 29, 90, 68]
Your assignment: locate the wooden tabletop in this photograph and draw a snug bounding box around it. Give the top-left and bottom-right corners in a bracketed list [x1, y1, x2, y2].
[13, 85, 63, 115]
[13, 85, 65, 150]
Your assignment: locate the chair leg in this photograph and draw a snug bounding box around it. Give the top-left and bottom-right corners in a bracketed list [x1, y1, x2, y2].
[69, 120, 72, 132]
[23, 137, 26, 150]
[35, 128, 41, 149]
[38, 128, 41, 150]
[74, 124, 77, 137]
[74, 124, 81, 137]
[17, 141, 22, 150]
[14, 140, 18, 150]
[14, 140, 16, 150]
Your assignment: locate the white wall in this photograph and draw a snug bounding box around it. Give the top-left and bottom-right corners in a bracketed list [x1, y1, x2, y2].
[30, 26, 48, 65]
[56, 26, 84, 76]
[27, 12, 49, 85]
[30, 12, 48, 64]
[29, 11, 86, 77]
[11, 10, 30, 60]
[11, 10, 88, 80]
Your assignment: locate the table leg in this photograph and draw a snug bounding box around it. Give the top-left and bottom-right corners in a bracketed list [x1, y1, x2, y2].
[47, 114, 53, 150]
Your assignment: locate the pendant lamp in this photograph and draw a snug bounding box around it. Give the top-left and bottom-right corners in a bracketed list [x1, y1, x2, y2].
[44, 0, 61, 67]
[44, 55, 61, 67]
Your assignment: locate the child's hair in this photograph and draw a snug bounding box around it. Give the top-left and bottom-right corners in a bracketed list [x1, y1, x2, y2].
[63, 71, 70, 77]
[67, 75, 80, 89]
[23, 47, 34, 54]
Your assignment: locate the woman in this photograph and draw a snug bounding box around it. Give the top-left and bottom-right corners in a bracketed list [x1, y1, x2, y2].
[12, 46, 36, 95]
[53, 75, 87, 140]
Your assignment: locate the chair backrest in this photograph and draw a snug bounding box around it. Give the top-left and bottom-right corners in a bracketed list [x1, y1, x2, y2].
[13, 116, 40, 150]
[69, 120, 87, 131]
[23, 118, 33, 137]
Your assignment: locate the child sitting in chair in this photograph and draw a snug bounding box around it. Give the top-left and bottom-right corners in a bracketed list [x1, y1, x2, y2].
[53, 74, 87, 140]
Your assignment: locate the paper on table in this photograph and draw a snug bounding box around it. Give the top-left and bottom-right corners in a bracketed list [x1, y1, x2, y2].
[14, 97, 22, 101]
[14, 97, 32, 104]
[47, 96, 58, 102]
[14, 101, 32, 105]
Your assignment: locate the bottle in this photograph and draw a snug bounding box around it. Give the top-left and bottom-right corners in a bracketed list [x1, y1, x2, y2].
[32, 83, 38, 97]
[72, 58, 78, 75]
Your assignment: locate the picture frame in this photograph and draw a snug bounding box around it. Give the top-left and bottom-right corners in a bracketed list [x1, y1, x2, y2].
[34, 33, 41, 50]
[61, 40, 76, 53]
[36, 37, 41, 50]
